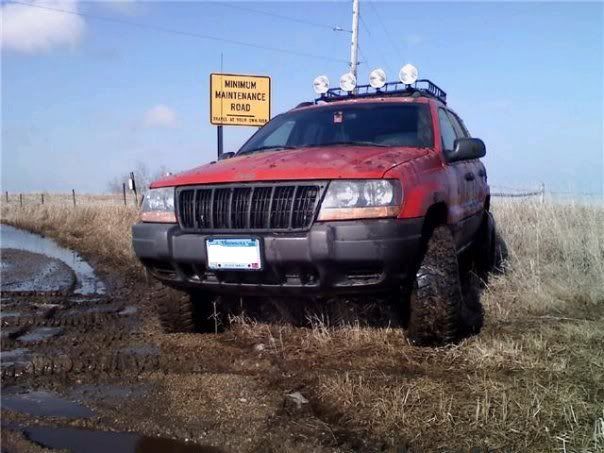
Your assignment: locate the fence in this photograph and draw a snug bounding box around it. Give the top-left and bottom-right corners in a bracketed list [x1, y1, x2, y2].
[2, 189, 140, 208]
[491, 184, 603, 205]
[2, 184, 601, 209]
[491, 183, 546, 202]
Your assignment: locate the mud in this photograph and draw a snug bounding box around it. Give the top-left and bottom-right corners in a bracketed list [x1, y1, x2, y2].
[0, 226, 402, 452]
[23, 426, 225, 453]
[0, 224, 105, 294]
[1, 249, 76, 294]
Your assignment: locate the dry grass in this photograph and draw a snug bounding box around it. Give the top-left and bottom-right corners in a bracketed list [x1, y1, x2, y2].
[1, 196, 603, 451]
[1, 200, 140, 274]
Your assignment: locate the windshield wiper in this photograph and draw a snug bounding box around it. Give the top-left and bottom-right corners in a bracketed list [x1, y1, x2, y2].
[238, 145, 295, 155]
[318, 141, 389, 148]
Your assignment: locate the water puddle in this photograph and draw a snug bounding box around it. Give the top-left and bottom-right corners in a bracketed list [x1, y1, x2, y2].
[17, 327, 64, 343]
[69, 383, 149, 405]
[1, 348, 32, 368]
[0, 224, 105, 295]
[119, 306, 138, 316]
[1, 389, 95, 418]
[0, 311, 22, 319]
[23, 426, 225, 453]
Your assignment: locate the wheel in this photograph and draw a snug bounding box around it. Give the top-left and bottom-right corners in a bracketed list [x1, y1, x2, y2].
[473, 211, 509, 277]
[473, 211, 496, 279]
[407, 225, 479, 346]
[492, 230, 509, 274]
[155, 287, 215, 333]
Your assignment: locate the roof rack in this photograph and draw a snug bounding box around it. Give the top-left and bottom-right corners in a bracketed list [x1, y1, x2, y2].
[316, 79, 447, 104]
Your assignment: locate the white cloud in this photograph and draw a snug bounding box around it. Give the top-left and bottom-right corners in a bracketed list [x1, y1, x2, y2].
[143, 105, 178, 128]
[1, 0, 85, 54]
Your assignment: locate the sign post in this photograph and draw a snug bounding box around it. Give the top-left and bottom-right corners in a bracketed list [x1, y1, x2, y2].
[210, 73, 271, 158]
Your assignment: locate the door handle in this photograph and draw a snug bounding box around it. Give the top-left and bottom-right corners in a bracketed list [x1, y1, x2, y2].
[464, 172, 475, 181]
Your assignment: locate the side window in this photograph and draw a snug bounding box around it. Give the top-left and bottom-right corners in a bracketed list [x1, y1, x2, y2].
[261, 120, 295, 147]
[438, 108, 457, 151]
[447, 111, 468, 138]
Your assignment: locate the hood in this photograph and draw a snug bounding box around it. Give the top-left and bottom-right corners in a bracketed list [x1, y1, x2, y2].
[152, 145, 429, 188]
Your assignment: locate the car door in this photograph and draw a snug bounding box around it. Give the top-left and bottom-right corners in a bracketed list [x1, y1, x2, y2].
[447, 110, 487, 215]
[446, 110, 486, 243]
[437, 108, 475, 249]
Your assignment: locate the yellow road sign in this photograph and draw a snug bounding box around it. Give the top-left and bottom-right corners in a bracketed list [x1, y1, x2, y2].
[210, 73, 271, 127]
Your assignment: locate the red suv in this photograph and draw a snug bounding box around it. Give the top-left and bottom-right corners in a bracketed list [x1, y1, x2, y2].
[132, 76, 504, 345]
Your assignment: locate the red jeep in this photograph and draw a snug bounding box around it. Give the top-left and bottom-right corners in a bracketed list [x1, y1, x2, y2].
[132, 74, 504, 345]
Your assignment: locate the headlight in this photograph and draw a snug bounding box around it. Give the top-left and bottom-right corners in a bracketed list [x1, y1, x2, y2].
[140, 187, 176, 223]
[318, 180, 402, 221]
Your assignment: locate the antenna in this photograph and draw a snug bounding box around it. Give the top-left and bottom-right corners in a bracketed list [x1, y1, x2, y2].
[349, 0, 360, 78]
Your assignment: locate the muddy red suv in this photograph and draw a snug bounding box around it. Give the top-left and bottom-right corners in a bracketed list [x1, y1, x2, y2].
[132, 74, 504, 345]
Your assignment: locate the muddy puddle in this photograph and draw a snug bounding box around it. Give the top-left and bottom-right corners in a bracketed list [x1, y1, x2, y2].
[0, 224, 105, 295]
[1, 389, 95, 418]
[23, 426, 224, 453]
[16, 327, 64, 343]
[0, 348, 32, 368]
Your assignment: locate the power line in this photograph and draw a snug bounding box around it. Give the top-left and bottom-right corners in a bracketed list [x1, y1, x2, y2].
[6, 1, 348, 63]
[213, 2, 351, 33]
[358, 11, 394, 75]
[367, 0, 403, 61]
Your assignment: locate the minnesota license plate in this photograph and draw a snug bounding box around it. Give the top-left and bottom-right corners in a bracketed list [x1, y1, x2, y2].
[206, 238, 262, 270]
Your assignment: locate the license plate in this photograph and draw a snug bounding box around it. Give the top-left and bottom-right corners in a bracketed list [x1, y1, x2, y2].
[206, 238, 262, 270]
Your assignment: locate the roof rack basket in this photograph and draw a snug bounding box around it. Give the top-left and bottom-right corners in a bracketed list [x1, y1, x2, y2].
[317, 79, 447, 104]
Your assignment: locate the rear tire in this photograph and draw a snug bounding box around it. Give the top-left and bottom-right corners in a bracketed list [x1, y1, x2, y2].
[474, 211, 508, 277]
[155, 287, 214, 333]
[407, 226, 464, 345]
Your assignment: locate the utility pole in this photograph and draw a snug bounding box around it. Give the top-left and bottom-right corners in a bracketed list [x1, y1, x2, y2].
[217, 52, 224, 158]
[349, 0, 360, 78]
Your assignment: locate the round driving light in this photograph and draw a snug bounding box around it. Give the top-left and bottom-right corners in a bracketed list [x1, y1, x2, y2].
[339, 72, 357, 92]
[313, 75, 330, 94]
[369, 68, 386, 89]
[399, 64, 418, 85]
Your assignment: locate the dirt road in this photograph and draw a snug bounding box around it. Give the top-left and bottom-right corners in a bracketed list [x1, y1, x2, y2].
[0, 228, 380, 452]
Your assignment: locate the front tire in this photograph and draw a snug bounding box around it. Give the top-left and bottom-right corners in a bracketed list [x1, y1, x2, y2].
[407, 226, 465, 345]
[155, 287, 214, 333]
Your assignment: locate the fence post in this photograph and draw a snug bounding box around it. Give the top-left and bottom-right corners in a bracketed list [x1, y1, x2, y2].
[41, 193, 44, 205]
[72, 189, 76, 207]
[540, 183, 545, 204]
[122, 183, 127, 206]
[5, 191, 8, 203]
[129, 172, 138, 206]
[19, 194, 23, 207]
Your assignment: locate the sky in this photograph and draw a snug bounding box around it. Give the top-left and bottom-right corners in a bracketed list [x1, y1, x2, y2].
[1, 0, 603, 195]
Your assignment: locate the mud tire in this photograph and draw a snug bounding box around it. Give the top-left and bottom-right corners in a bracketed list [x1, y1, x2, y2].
[407, 226, 465, 346]
[155, 288, 214, 333]
[492, 231, 509, 274]
[473, 211, 509, 277]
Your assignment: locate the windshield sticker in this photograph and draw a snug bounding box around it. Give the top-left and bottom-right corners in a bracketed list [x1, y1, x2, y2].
[333, 111, 343, 123]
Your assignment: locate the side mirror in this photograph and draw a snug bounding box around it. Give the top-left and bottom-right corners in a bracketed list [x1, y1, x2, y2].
[218, 151, 235, 161]
[446, 138, 486, 163]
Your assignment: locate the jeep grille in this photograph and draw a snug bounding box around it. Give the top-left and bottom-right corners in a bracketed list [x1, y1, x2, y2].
[177, 182, 327, 232]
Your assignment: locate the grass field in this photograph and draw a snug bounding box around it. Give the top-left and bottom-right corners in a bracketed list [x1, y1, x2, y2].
[1, 197, 603, 451]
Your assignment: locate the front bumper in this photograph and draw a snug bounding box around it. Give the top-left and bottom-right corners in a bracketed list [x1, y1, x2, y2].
[132, 218, 423, 296]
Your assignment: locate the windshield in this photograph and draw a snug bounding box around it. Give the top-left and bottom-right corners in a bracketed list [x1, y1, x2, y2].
[238, 102, 433, 154]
